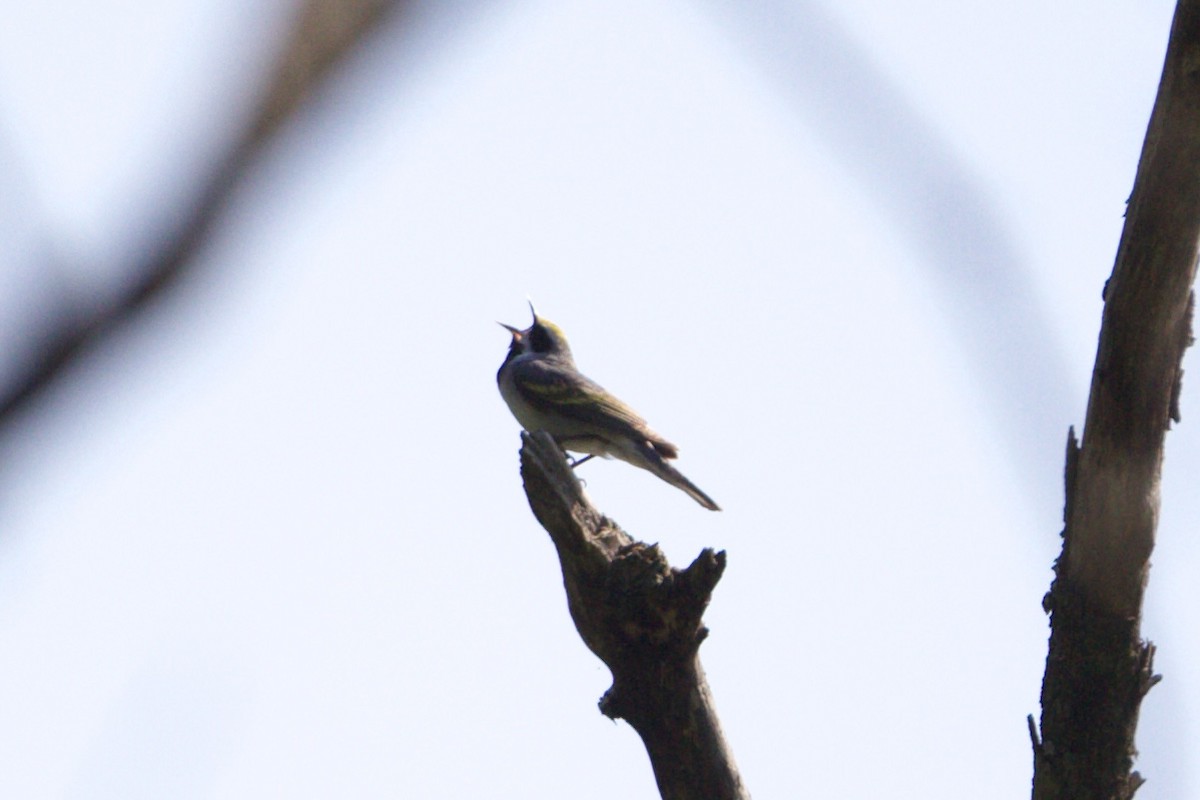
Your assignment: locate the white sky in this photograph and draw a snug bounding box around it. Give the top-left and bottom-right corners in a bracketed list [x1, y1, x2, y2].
[0, 0, 1193, 797]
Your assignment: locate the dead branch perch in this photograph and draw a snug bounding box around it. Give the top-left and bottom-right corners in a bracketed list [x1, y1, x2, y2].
[518, 431, 749, 800]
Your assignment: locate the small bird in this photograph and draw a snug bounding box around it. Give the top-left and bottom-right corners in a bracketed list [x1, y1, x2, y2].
[497, 304, 720, 511]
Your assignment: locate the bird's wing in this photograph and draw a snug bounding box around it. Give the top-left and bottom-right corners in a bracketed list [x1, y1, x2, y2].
[511, 357, 652, 436]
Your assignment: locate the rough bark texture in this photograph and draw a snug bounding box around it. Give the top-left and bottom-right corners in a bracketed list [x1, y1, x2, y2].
[519, 431, 749, 800]
[1032, 2, 1200, 796]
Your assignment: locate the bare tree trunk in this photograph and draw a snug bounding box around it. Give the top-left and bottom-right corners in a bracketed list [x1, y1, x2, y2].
[1031, 1, 1200, 796]
[519, 431, 749, 800]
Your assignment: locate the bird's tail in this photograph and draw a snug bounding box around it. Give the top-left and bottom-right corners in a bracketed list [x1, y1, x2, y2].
[619, 439, 721, 511]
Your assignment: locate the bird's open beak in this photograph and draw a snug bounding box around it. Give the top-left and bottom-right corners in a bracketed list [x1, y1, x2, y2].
[498, 321, 522, 340]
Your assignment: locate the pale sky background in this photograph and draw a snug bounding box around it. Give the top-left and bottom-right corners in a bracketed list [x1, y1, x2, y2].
[0, 0, 1195, 797]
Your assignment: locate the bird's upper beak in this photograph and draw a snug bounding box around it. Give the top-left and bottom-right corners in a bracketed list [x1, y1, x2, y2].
[499, 302, 537, 340]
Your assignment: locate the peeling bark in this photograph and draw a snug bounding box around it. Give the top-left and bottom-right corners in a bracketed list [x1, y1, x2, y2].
[1031, 1, 1200, 795]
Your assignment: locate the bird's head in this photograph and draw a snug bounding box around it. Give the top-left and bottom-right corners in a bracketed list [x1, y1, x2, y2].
[499, 302, 574, 362]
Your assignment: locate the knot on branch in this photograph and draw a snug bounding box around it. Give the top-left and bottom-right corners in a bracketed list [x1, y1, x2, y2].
[605, 543, 725, 655]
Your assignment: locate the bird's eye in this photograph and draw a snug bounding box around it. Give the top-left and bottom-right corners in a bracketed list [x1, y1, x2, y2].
[530, 324, 553, 352]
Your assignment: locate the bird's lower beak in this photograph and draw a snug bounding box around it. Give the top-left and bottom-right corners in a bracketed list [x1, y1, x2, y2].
[498, 322, 522, 338]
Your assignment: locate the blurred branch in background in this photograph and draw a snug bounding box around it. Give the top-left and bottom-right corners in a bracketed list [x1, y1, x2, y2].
[1, 0, 1072, 519]
[0, 0, 403, 436]
[700, 0, 1072, 513]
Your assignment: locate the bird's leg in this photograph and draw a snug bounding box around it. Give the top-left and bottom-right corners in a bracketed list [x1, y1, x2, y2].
[568, 454, 596, 469]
